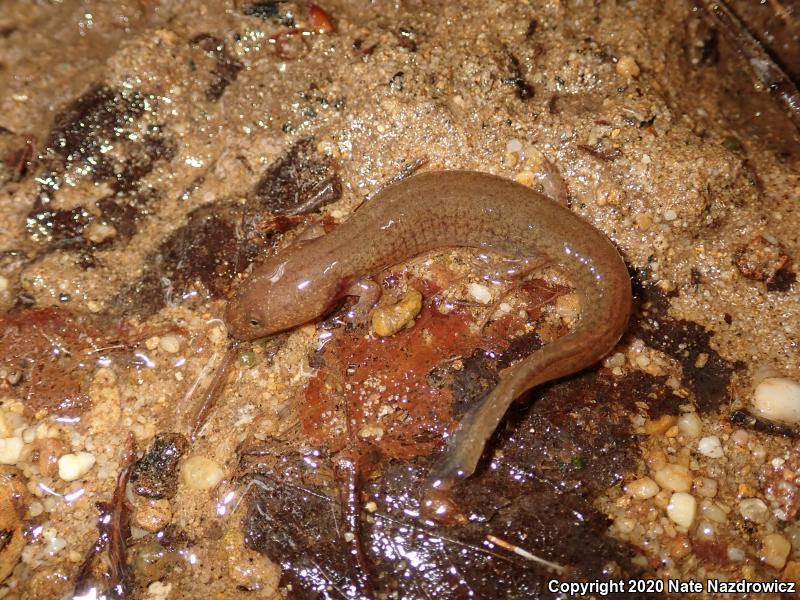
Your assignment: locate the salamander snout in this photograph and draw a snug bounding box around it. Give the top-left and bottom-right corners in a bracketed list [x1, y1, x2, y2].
[223, 299, 270, 341]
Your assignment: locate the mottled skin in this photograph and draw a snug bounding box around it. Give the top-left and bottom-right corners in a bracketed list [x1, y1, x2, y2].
[225, 171, 632, 491]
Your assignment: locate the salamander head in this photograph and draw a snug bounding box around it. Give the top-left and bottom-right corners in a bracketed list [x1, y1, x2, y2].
[224, 252, 341, 341]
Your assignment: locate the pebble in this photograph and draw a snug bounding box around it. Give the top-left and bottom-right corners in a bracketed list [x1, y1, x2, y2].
[653, 463, 693, 493]
[616, 55, 641, 78]
[603, 352, 625, 368]
[29, 501, 44, 517]
[699, 499, 727, 523]
[731, 429, 749, 446]
[506, 139, 523, 154]
[0, 437, 24, 465]
[625, 476, 660, 499]
[677, 412, 702, 439]
[466, 283, 492, 304]
[58, 452, 96, 481]
[695, 476, 718, 498]
[727, 547, 745, 562]
[0, 412, 12, 438]
[135, 499, 173, 532]
[515, 171, 535, 187]
[667, 492, 696, 528]
[752, 377, 800, 424]
[697, 436, 724, 458]
[784, 561, 800, 585]
[181, 456, 224, 490]
[760, 533, 791, 569]
[645, 415, 676, 435]
[739, 498, 770, 524]
[159, 335, 181, 354]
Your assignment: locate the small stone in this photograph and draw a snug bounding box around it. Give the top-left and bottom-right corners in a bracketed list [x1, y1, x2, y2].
[699, 499, 727, 523]
[37, 437, 66, 478]
[645, 415, 676, 435]
[694, 477, 718, 498]
[731, 429, 749, 446]
[635, 213, 652, 230]
[625, 476, 660, 500]
[752, 377, 800, 424]
[506, 139, 523, 153]
[697, 436, 724, 458]
[603, 352, 625, 368]
[616, 55, 641, 78]
[739, 498, 770, 523]
[663, 209, 677, 221]
[677, 412, 702, 439]
[667, 492, 696, 528]
[653, 463, 693, 493]
[181, 456, 224, 490]
[85, 221, 117, 244]
[728, 547, 745, 562]
[514, 170, 535, 187]
[58, 452, 96, 481]
[761, 533, 791, 569]
[159, 335, 181, 354]
[783, 561, 800, 585]
[134, 499, 172, 533]
[0, 437, 24, 465]
[0, 412, 13, 438]
[467, 283, 492, 304]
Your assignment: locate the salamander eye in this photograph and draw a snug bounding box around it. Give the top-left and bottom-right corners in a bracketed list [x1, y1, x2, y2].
[248, 317, 261, 328]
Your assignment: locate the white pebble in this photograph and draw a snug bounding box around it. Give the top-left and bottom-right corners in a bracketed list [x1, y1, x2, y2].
[467, 283, 492, 304]
[667, 492, 696, 528]
[58, 452, 96, 481]
[697, 436, 724, 458]
[677, 412, 702, 438]
[46, 536, 68, 555]
[699, 499, 727, 523]
[653, 463, 692, 493]
[0, 437, 24, 464]
[695, 476, 718, 498]
[739, 498, 770, 523]
[731, 429, 749, 446]
[181, 456, 224, 490]
[22, 427, 36, 444]
[752, 377, 800, 424]
[506, 139, 523, 154]
[625, 477, 660, 500]
[663, 209, 677, 221]
[727, 547, 745, 561]
[603, 352, 626, 368]
[159, 335, 181, 354]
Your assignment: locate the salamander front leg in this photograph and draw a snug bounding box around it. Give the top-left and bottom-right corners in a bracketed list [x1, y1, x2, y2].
[344, 279, 382, 327]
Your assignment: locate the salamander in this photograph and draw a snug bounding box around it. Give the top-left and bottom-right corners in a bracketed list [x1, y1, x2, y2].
[224, 170, 632, 500]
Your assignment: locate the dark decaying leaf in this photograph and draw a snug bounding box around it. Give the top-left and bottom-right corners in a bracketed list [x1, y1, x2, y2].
[113, 138, 341, 317]
[240, 362, 655, 599]
[27, 85, 176, 251]
[631, 275, 743, 412]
